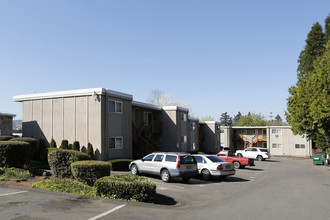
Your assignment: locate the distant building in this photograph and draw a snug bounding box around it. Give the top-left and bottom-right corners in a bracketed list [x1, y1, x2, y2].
[221, 126, 312, 157]
[0, 113, 16, 136]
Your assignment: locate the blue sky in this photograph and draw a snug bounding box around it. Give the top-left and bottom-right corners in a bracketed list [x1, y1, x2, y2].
[1, 0, 329, 121]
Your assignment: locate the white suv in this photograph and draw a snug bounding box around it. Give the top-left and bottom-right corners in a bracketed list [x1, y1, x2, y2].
[129, 152, 199, 182]
[235, 147, 271, 161]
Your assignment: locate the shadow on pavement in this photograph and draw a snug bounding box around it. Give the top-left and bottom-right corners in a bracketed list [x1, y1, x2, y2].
[224, 176, 250, 182]
[243, 167, 265, 171]
[153, 193, 177, 206]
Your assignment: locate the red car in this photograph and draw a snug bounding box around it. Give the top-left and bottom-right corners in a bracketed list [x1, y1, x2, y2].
[216, 150, 255, 169]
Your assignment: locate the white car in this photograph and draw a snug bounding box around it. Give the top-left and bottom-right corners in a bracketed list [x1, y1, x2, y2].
[193, 154, 235, 180]
[235, 147, 271, 161]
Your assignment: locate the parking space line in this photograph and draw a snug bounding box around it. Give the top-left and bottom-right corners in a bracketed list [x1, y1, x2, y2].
[0, 191, 27, 197]
[88, 204, 126, 220]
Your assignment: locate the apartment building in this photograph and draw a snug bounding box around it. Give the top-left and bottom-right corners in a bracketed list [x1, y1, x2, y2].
[199, 121, 222, 153]
[221, 126, 312, 157]
[14, 88, 201, 160]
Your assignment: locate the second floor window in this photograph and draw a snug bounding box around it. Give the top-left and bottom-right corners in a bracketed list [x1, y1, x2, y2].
[109, 100, 122, 113]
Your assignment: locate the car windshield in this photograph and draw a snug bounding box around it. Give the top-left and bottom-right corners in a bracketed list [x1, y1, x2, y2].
[206, 155, 225, 163]
[180, 155, 196, 164]
[260, 149, 268, 152]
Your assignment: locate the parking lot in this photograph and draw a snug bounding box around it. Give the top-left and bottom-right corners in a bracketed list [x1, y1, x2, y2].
[1, 157, 330, 220]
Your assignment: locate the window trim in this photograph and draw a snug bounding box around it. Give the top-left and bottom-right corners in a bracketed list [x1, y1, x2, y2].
[109, 100, 123, 114]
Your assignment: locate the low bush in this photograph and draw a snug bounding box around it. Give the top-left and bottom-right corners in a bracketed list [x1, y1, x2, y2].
[24, 161, 49, 176]
[109, 158, 133, 171]
[0, 141, 31, 168]
[0, 136, 13, 141]
[94, 174, 156, 203]
[39, 136, 48, 163]
[48, 149, 91, 178]
[10, 137, 38, 160]
[71, 160, 111, 186]
[32, 179, 96, 197]
[0, 167, 31, 181]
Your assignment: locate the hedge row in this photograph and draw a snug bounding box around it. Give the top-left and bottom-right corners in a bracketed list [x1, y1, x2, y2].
[48, 150, 91, 178]
[0, 141, 31, 168]
[94, 174, 156, 203]
[71, 160, 111, 186]
[10, 137, 38, 160]
[109, 159, 133, 171]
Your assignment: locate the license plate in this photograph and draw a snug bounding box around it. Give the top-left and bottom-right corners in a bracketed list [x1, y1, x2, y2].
[185, 166, 191, 170]
[226, 165, 231, 169]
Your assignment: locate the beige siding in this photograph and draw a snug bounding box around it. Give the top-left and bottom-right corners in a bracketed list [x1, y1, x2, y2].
[52, 98, 63, 143]
[63, 97, 75, 142]
[42, 99, 52, 142]
[76, 97, 88, 149]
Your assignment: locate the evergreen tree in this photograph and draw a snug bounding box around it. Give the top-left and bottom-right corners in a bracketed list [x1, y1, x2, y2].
[87, 142, 95, 159]
[219, 112, 233, 126]
[325, 14, 330, 42]
[297, 22, 325, 79]
[72, 141, 80, 151]
[60, 140, 69, 149]
[39, 136, 48, 163]
[233, 112, 242, 125]
[50, 137, 57, 148]
[275, 114, 282, 122]
[287, 17, 330, 150]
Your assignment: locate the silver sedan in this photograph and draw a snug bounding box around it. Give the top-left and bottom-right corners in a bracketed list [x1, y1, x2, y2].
[193, 154, 236, 180]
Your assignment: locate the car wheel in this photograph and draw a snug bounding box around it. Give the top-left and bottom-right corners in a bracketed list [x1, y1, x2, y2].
[182, 177, 190, 182]
[201, 169, 210, 180]
[257, 155, 263, 161]
[161, 169, 170, 182]
[233, 161, 241, 169]
[237, 153, 243, 157]
[130, 164, 139, 175]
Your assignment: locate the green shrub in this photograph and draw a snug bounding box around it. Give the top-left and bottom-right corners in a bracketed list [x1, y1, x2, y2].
[0, 136, 13, 141]
[32, 179, 96, 197]
[0, 167, 31, 180]
[71, 160, 111, 186]
[86, 142, 94, 159]
[60, 140, 69, 149]
[94, 174, 156, 203]
[10, 137, 38, 160]
[72, 141, 80, 151]
[0, 141, 31, 168]
[50, 137, 57, 148]
[109, 158, 133, 171]
[48, 149, 91, 178]
[24, 161, 49, 176]
[39, 136, 48, 163]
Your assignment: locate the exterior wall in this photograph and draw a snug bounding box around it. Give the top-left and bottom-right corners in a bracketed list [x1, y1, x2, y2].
[105, 95, 132, 160]
[201, 122, 221, 153]
[220, 126, 231, 148]
[179, 111, 188, 152]
[188, 119, 199, 152]
[0, 115, 14, 136]
[268, 127, 312, 157]
[21, 96, 103, 159]
[159, 109, 178, 152]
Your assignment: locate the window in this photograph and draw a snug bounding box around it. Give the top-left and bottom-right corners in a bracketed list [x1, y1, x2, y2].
[262, 142, 267, 148]
[109, 100, 122, 113]
[143, 154, 155, 161]
[154, 154, 164, 162]
[191, 122, 196, 130]
[181, 113, 187, 121]
[272, 144, 281, 148]
[181, 135, 187, 143]
[206, 155, 225, 163]
[109, 137, 123, 149]
[262, 129, 266, 134]
[165, 155, 177, 162]
[144, 112, 152, 125]
[272, 129, 282, 134]
[295, 144, 305, 149]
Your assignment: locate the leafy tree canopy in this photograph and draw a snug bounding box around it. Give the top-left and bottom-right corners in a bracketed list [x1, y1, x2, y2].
[236, 113, 267, 126]
[201, 115, 215, 121]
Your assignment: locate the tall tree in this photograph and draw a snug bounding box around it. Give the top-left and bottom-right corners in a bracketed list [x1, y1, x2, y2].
[236, 113, 267, 126]
[275, 114, 282, 122]
[297, 22, 325, 79]
[219, 112, 233, 126]
[146, 89, 190, 109]
[233, 112, 242, 125]
[286, 17, 329, 150]
[201, 115, 214, 121]
[325, 14, 330, 42]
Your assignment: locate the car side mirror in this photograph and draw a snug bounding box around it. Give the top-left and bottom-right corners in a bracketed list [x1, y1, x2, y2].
[141, 158, 145, 162]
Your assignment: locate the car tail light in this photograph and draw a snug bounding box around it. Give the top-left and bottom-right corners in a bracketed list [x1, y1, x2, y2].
[217, 164, 223, 170]
[176, 155, 181, 168]
[266, 153, 269, 155]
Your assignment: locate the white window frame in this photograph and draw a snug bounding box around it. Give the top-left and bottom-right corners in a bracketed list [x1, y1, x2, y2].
[181, 113, 187, 121]
[295, 144, 305, 149]
[109, 100, 122, 113]
[181, 135, 187, 144]
[109, 137, 123, 149]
